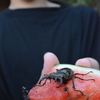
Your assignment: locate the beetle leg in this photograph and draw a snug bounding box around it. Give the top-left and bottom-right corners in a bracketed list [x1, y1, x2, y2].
[54, 77, 58, 82]
[38, 75, 49, 84]
[56, 77, 63, 88]
[38, 78, 48, 86]
[74, 76, 95, 81]
[74, 71, 93, 76]
[36, 80, 47, 86]
[72, 78, 84, 95]
[36, 75, 50, 86]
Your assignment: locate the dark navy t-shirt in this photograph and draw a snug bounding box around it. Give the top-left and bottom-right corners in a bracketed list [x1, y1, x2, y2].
[0, 5, 100, 100]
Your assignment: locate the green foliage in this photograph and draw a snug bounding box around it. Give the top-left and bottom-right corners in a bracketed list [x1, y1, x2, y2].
[63, 0, 100, 14]
[64, 0, 95, 6]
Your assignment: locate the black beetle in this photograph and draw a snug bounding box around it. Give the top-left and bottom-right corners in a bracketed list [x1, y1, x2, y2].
[36, 68, 95, 95]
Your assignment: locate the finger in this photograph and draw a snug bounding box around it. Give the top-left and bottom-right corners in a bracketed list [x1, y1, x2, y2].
[75, 57, 100, 70]
[40, 52, 60, 78]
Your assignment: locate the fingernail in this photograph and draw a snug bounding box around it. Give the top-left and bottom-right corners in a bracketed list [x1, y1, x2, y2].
[76, 58, 91, 68]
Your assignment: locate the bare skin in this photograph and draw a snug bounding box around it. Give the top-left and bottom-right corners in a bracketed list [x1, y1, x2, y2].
[9, 0, 60, 9]
[40, 52, 99, 78]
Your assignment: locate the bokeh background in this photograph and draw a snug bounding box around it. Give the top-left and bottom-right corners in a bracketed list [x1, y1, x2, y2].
[0, 0, 100, 14]
[64, 0, 100, 14]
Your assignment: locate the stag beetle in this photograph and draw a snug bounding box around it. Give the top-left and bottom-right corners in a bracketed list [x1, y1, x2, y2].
[36, 68, 95, 95]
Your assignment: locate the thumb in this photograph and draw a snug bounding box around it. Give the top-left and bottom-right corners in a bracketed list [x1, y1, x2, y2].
[40, 52, 59, 78]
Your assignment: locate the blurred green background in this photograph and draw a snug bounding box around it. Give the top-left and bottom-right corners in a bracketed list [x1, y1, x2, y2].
[0, 0, 100, 14]
[64, 0, 100, 14]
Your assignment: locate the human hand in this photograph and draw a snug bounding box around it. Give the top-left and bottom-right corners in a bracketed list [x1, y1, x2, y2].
[40, 52, 59, 79]
[75, 57, 99, 70]
[40, 52, 100, 79]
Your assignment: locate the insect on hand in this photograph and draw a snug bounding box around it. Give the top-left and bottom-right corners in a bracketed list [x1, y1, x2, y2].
[36, 68, 95, 95]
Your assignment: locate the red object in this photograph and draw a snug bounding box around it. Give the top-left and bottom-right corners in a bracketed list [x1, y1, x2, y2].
[28, 64, 100, 100]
